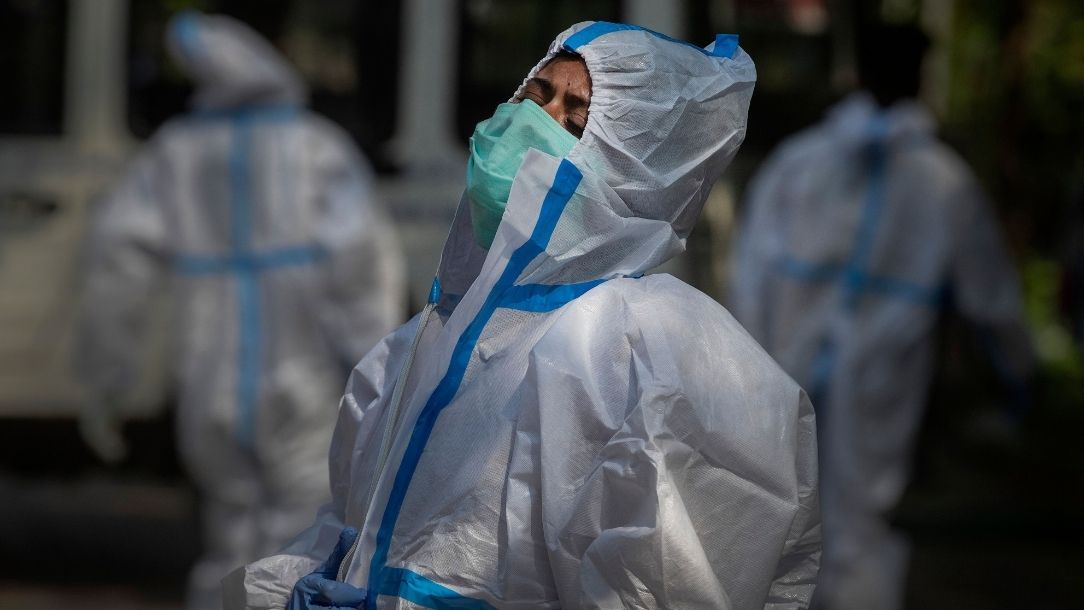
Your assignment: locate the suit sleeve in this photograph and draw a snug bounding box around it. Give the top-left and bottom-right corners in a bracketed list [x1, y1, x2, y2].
[310, 126, 406, 367]
[75, 145, 169, 397]
[729, 153, 789, 345]
[949, 181, 1034, 395]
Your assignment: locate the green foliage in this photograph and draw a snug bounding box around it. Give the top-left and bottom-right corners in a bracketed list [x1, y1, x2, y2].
[944, 1, 1084, 416]
[946, 0, 1084, 248]
[1020, 0, 1084, 134]
[1021, 258, 1084, 408]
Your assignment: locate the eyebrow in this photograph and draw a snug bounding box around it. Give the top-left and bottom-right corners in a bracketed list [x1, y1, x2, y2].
[526, 77, 555, 100]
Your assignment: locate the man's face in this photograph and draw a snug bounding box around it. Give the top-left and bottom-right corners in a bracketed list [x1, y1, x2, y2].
[517, 55, 591, 138]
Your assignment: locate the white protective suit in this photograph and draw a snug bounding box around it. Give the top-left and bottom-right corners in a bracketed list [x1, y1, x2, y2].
[228, 22, 820, 610]
[730, 93, 1033, 609]
[76, 12, 405, 609]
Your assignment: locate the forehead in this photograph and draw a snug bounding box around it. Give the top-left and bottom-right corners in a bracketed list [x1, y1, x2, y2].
[537, 56, 591, 92]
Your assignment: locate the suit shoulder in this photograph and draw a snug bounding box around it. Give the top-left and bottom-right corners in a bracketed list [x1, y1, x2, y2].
[560, 275, 801, 397]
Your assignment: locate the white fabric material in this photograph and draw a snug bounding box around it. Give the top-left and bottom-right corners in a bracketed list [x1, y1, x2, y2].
[232, 22, 819, 609]
[76, 13, 405, 610]
[730, 93, 1033, 610]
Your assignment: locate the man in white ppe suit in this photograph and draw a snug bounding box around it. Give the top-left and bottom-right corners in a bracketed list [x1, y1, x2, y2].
[228, 21, 820, 610]
[76, 12, 405, 609]
[729, 25, 1032, 610]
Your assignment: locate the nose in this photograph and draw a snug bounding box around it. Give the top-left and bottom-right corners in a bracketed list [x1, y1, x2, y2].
[539, 99, 566, 126]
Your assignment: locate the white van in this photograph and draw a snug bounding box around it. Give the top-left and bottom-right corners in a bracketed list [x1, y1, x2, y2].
[0, 1, 141, 418]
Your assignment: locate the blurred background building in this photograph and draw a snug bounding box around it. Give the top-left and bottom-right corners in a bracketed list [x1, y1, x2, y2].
[0, 0, 1081, 608]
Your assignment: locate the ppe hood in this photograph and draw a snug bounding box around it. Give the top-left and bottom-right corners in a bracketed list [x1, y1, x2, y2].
[824, 92, 936, 149]
[434, 21, 756, 309]
[166, 11, 307, 110]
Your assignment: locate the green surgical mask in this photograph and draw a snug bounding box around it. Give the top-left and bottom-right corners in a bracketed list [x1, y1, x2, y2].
[466, 99, 579, 249]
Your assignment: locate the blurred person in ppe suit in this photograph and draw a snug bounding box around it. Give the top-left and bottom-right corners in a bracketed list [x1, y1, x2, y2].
[729, 24, 1033, 610]
[76, 11, 405, 609]
[225, 21, 821, 610]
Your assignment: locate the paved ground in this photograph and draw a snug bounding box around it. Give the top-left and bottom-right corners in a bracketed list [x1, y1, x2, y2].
[0, 397, 1080, 609]
[0, 473, 196, 609]
[0, 417, 194, 609]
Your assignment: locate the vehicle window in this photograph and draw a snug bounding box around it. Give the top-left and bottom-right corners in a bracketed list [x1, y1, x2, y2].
[0, 0, 68, 135]
[455, 0, 622, 142]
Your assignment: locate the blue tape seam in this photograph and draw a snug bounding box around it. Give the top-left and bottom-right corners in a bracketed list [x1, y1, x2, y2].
[171, 11, 202, 67]
[365, 159, 583, 609]
[230, 116, 258, 449]
[713, 33, 740, 59]
[843, 121, 889, 312]
[775, 116, 945, 410]
[196, 110, 314, 450]
[427, 277, 442, 305]
[776, 256, 944, 307]
[188, 104, 300, 123]
[432, 278, 623, 315]
[497, 279, 607, 313]
[376, 568, 496, 610]
[563, 21, 738, 59]
[175, 246, 327, 274]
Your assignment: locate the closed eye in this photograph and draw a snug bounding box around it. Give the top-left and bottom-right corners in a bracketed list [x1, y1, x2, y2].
[564, 94, 589, 138]
[522, 90, 545, 105]
[520, 77, 555, 105]
[566, 116, 586, 138]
